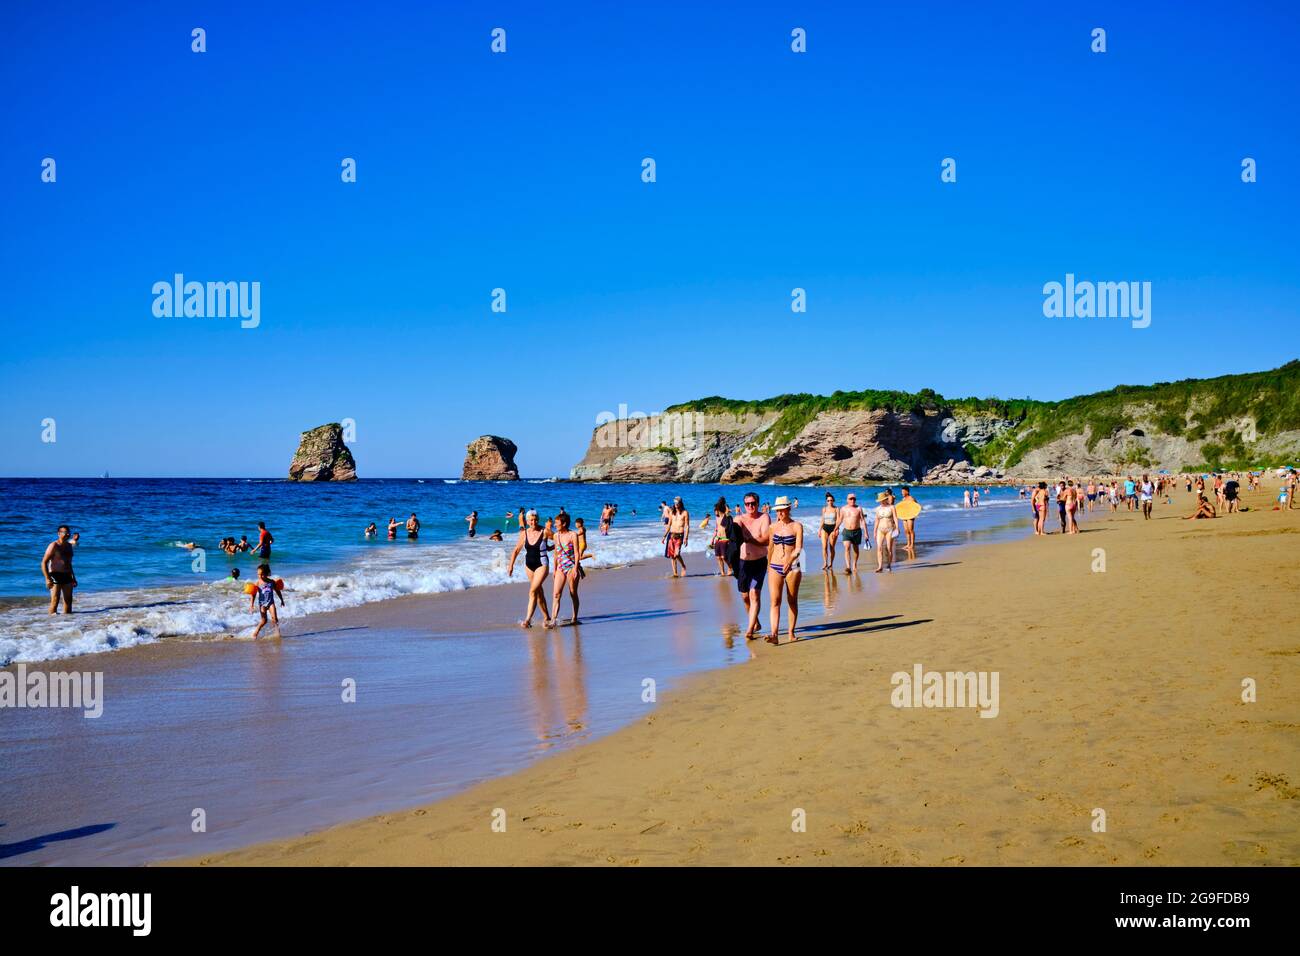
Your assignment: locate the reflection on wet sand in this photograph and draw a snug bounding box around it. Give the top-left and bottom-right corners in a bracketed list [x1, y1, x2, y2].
[526, 629, 588, 750]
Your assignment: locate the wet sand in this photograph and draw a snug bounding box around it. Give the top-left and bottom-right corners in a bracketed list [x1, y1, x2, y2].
[6, 514, 1018, 865]
[182, 489, 1300, 866]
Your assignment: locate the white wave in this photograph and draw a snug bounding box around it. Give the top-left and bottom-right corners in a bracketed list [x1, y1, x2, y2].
[0, 497, 1031, 665]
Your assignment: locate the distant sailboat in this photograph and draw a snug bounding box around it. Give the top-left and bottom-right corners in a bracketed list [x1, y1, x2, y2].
[101, 470, 110, 479]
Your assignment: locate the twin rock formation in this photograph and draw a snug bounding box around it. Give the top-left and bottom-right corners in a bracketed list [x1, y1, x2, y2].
[462, 435, 519, 480]
[288, 427, 521, 481]
[288, 423, 357, 481]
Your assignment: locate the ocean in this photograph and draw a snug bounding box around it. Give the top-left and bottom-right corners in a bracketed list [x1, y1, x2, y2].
[1, 477, 1040, 664]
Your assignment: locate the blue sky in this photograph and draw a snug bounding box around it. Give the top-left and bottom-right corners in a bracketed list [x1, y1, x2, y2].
[2, 0, 1296, 477]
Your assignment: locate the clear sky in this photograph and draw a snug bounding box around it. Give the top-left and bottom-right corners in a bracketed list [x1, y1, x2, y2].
[2, 1, 1296, 477]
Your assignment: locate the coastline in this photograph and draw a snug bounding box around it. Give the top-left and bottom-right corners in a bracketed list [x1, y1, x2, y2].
[1, 502, 1027, 866]
[178, 489, 1300, 866]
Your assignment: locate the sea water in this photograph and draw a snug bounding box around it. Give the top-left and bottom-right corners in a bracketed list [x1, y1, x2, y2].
[0, 478, 1041, 663]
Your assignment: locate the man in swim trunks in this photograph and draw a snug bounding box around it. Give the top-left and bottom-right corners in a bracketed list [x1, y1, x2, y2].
[836, 493, 869, 574]
[42, 525, 79, 614]
[255, 521, 273, 559]
[734, 492, 771, 639]
[466, 511, 478, 537]
[406, 513, 420, 539]
[663, 497, 690, 578]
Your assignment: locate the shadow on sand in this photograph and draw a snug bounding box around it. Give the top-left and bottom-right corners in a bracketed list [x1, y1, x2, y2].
[0, 822, 116, 861]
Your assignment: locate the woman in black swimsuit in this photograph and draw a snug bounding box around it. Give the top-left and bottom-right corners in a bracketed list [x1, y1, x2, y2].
[507, 510, 553, 628]
[819, 493, 838, 571]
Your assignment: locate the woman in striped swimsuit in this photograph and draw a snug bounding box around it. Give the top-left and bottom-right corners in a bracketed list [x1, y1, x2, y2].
[766, 496, 804, 645]
[550, 512, 582, 625]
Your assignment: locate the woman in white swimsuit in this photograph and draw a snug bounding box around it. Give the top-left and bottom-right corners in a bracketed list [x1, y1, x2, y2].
[874, 492, 897, 573]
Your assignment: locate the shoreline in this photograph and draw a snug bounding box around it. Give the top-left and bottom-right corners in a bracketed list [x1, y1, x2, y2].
[1, 504, 1030, 866]
[177, 488, 1300, 866]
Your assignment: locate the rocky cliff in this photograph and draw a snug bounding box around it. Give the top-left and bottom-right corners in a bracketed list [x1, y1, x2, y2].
[288, 423, 357, 481]
[569, 407, 1017, 483]
[568, 362, 1300, 482]
[463, 435, 520, 480]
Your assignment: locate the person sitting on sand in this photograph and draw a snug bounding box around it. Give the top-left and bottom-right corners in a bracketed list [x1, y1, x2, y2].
[1184, 493, 1217, 520]
[249, 564, 285, 639]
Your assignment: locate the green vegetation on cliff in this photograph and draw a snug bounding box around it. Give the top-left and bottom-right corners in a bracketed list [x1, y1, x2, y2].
[667, 361, 1300, 469]
[977, 360, 1300, 467]
[667, 389, 1039, 420]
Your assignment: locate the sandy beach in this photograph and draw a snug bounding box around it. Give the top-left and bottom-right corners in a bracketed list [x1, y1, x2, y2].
[177, 489, 1300, 866]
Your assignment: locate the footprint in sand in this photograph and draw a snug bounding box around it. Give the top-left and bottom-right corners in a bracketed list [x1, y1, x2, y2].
[1254, 772, 1300, 799]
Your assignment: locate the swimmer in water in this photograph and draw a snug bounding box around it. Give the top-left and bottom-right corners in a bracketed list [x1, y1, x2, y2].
[364, 522, 377, 538]
[466, 511, 478, 538]
[406, 513, 420, 539]
[387, 518, 399, 539]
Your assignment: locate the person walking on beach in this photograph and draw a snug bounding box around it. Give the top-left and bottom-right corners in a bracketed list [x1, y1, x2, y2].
[550, 512, 582, 625]
[709, 498, 733, 576]
[1140, 474, 1155, 519]
[837, 493, 869, 573]
[42, 525, 79, 614]
[874, 492, 898, 572]
[249, 564, 285, 639]
[406, 513, 421, 539]
[663, 497, 690, 578]
[898, 486, 919, 554]
[1031, 481, 1049, 535]
[466, 511, 478, 538]
[734, 492, 771, 640]
[1064, 480, 1080, 534]
[766, 496, 803, 644]
[255, 521, 273, 560]
[819, 493, 839, 570]
[508, 510, 553, 628]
